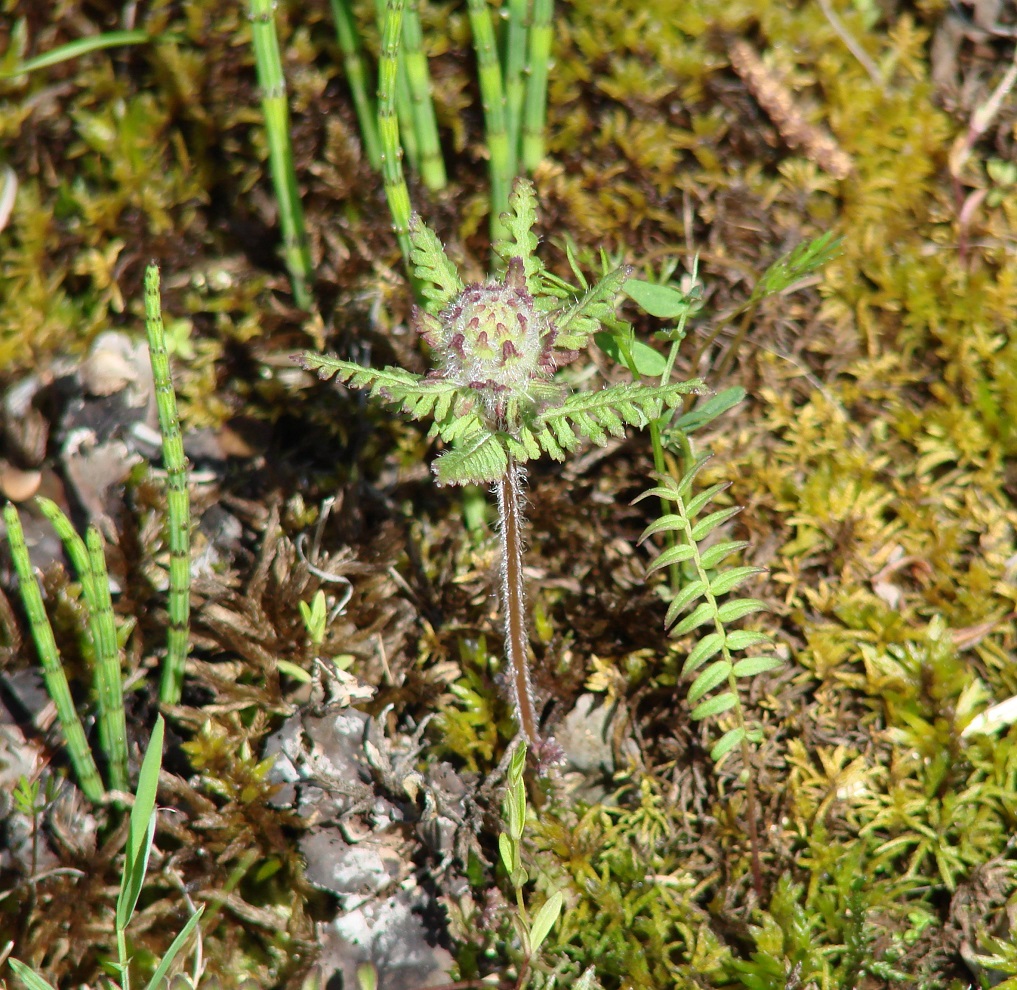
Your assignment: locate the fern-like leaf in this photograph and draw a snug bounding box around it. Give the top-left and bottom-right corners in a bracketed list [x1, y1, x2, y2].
[301, 354, 465, 423]
[532, 380, 704, 451]
[409, 214, 464, 312]
[492, 179, 542, 290]
[432, 430, 508, 487]
[636, 456, 781, 767]
[554, 266, 633, 351]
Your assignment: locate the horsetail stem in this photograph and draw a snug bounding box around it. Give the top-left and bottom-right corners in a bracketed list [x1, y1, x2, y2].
[250, 0, 314, 308]
[144, 266, 192, 707]
[3, 504, 105, 803]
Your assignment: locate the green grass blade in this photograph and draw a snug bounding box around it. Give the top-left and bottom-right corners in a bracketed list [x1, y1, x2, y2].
[0, 30, 150, 79]
[85, 526, 129, 793]
[117, 714, 165, 931]
[250, 0, 314, 309]
[521, 0, 552, 171]
[144, 267, 192, 706]
[466, 0, 511, 242]
[3, 504, 104, 803]
[142, 904, 205, 990]
[328, 0, 383, 169]
[378, 0, 414, 264]
[503, 0, 528, 179]
[401, 1, 446, 190]
[7, 958, 58, 990]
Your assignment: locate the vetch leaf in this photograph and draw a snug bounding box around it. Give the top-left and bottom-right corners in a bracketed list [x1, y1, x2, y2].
[623, 278, 695, 319]
[639, 513, 687, 542]
[710, 726, 747, 761]
[671, 387, 746, 433]
[688, 660, 732, 703]
[716, 598, 767, 623]
[690, 691, 737, 720]
[709, 566, 765, 596]
[594, 332, 668, 377]
[732, 655, 783, 677]
[645, 543, 696, 574]
[699, 540, 748, 570]
[684, 482, 730, 520]
[682, 631, 725, 675]
[690, 506, 741, 542]
[725, 630, 770, 651]
[664, 579, 708, 628]
[671, 600, 716, 637]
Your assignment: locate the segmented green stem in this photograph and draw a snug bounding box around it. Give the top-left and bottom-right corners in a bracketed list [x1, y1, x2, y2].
[250, 0, 314, 309]
[329, 0, 383, 170]
[375, 0, 419, 170]
[466, 0, 511, 242]
[145, 266, 192, 706]
[3, 504, 104, 803]
[521, 0, 552, 171]
[496, 459, 539, 746]
[378, 0, 413, 263]
[503, 0, 529, 180]
[85, 526, 128, 792]
[34, 498, 128, 792]
[401, 1, 446, 190]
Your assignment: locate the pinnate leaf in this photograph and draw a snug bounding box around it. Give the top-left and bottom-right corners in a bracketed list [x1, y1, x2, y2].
[433, 432, 508, 486]
[409, 214, 463, 311]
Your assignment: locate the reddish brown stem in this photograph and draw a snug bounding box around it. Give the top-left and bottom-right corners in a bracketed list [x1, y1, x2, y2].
[497, 459, 540, 745]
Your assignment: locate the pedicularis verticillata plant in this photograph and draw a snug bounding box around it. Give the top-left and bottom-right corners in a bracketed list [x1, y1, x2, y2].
[301, 180, 703, 750]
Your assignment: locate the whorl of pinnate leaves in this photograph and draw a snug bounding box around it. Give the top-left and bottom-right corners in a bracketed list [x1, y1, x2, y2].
[300, 178, 705, 487]
[636, 457, 781, 763]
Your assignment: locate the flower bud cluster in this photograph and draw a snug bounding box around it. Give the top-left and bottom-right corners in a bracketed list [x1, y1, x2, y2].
[415, 257, 556, 413]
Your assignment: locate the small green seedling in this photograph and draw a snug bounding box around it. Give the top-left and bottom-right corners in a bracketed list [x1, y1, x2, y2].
[499, 743, 565, 980]
[7, 716, 205, 990]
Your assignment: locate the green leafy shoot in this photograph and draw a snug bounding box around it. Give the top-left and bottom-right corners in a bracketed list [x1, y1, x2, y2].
[10, 716, 204, 990]
[498, 743, 565, 966]
[636, 456, 781, 896]
[751, 231, 842, 303]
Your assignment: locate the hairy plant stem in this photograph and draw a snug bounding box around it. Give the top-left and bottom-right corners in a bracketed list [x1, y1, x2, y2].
[496, 458, 539, 745]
